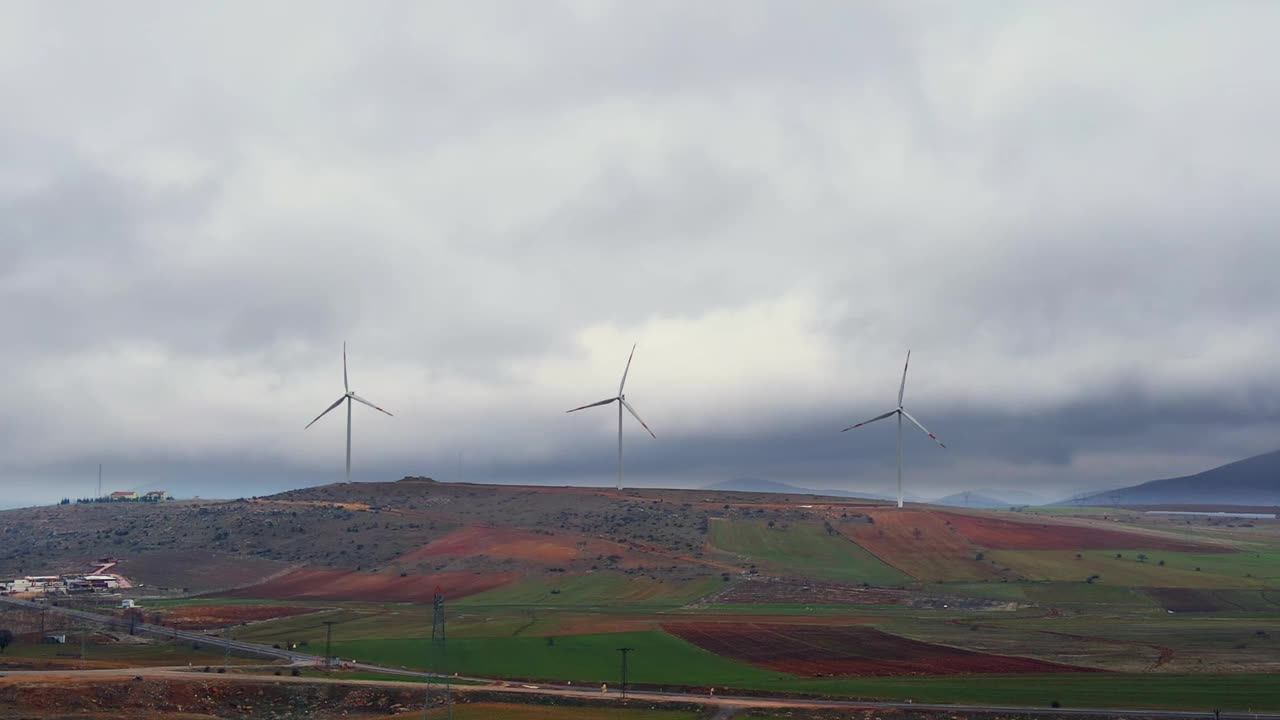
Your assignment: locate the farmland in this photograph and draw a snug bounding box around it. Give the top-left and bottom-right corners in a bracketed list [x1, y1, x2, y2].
[708, 519, 910, 586]
[3, 478, 1279, 711]
[662, 622, 1088, 676]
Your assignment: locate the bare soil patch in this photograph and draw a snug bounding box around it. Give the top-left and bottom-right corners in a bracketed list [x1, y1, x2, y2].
[158, 604, 321, 630]
[400, 525, 628, 566]
[838, 510, 1000, 581]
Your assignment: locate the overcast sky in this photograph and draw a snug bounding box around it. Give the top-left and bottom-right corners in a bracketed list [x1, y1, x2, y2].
[2, 2, 1278, 508]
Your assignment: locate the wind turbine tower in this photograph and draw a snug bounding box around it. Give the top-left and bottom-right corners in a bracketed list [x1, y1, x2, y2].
[842, 350, 946, 508]
[305, 342, 394, 483]
[567, 344, 656, 490]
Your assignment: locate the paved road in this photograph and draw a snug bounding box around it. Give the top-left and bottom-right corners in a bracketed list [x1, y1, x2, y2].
[3, 596, 1276, 719]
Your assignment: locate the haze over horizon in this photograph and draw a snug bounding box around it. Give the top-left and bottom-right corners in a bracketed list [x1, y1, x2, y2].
[3, 3, 1279, 509]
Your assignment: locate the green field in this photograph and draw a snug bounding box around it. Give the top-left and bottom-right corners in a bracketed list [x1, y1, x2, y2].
[371, 704, 703, 720]
[771, 673, 1280, 711]
[989, 548, 1280, 588]
[330, 630, 786, 687]
[459, 574, 720, 608]
[322, 626, 1280, 710]
[709, 518, 910, 585]
[0, 636, 255, 667]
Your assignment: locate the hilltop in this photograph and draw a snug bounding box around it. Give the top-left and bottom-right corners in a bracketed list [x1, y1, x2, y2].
[0, 478, 892, 597]
[1067, 449, 1280, 507]
[0, 475, 1249, 606]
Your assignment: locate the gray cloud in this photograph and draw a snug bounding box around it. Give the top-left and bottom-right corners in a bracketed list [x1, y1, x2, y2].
[2, 2, 1279, 508]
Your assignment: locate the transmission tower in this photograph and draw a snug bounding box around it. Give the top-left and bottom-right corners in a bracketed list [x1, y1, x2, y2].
[425, 589, 452, 719]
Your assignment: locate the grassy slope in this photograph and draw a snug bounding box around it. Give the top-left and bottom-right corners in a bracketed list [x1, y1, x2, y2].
[989, 549, 1280, 587]
[709, 519, 910, 585]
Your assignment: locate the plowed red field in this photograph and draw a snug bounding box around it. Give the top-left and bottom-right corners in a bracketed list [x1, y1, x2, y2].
[400, 526, 583, 564]
[839, 510, 1001, 581]
[228, 568, 516, 602]
[664, 622, 1092, 677]
[941, 512, 1224, 552]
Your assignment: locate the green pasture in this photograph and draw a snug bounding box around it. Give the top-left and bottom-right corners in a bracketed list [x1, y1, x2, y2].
[459, 574, 720, 608]
[708, 519, 910, 586]
[772, 673, 1280, 711]
[0, 635, 255, 666]
[989, 549, 1280, 587]
[372, 705, 704, 720]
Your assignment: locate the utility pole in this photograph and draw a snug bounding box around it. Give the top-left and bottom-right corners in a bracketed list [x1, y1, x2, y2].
[97, 463, 102, 500]
[616, 647, 634, 700]
[323, 621, 337, 669]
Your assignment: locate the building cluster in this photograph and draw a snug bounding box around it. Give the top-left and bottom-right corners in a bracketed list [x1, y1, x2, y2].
[1, 560, 128, 596]
[65, 490, 172, 505]
[0, 574, 123, 595]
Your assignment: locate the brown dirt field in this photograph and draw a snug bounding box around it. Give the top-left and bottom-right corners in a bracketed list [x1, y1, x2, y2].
[940, 512, 1224, 552]
[157, 604, 321, 630]
[838, 510, 1001, 581]
[227, 568, 517, 602]
[401, 526, 585, 564]
[663, 622, 1093, 677]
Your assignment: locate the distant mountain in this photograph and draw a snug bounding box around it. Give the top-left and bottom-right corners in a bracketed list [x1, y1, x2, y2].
[972, 487, 1050, 506]
[930, 491, 1016, 509]
[703, 478, 926, 503]
[1064, 449, 1280, 506]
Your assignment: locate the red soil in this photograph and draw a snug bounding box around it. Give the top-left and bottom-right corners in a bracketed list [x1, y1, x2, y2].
[227, 568, 516, 602]
[940, 512, 1224, 552]
[401, 526, 583, 564]
[157, 604, 319, 630]
[839, 509, 1001, 580]
[664, 622, 1092, 677]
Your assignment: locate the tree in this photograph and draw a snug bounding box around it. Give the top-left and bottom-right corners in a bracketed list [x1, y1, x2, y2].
[0, 628, 14, 653]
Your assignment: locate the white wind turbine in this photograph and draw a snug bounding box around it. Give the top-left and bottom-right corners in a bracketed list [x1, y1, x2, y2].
[305, 343, 394, 484]
[566, 344, 656, 490]
[842, 350, 945, 508]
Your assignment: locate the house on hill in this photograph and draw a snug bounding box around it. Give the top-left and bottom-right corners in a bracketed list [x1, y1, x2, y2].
[109, 491, 138, 500]
[143, 490, 170, 501]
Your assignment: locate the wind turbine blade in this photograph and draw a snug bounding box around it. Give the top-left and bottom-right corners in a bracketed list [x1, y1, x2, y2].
[898, 350, 910, 407]
[901, 409, 945, 448]
[619, 343, 636, 395]
[566, 397, 618, 413]
[350, 393, 393, 417]
[305, 395, 348, 429]
[841, 409, 897, 432]
[620, 398, 655, 438]
[343, 342, 349, 393]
